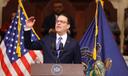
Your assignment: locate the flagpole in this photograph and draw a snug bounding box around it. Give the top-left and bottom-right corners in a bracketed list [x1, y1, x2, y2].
[16, 3, 21, 57]
[93, 0, 104, 60]
[94, 0, 98, 60]
[16, 0, 41, 57]
[93, 0, 99, 60]
[18, 0, 40, 40]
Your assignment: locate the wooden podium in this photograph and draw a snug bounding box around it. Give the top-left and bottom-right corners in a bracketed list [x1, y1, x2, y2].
[31, 64, 84, 76]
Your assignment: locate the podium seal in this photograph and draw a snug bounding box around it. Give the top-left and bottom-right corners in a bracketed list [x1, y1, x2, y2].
[51, 64, 63, 75]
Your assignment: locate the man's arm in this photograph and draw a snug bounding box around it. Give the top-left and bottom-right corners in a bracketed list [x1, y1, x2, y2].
[24, 30, 45, 50]
[24, 16, 46, 50]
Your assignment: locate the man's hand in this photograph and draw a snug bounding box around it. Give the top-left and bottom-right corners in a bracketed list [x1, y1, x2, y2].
[26, 16, 36, 29]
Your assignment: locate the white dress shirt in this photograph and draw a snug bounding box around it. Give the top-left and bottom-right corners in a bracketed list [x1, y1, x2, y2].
[56, 33, 67, 47]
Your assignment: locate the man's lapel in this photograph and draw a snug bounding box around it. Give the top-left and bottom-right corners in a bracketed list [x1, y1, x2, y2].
[50, 34, 57, 59]
[59, 36, 71, 58]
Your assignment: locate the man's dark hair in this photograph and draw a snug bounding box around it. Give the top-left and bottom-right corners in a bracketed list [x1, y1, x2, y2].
[59, 13, 71, 25]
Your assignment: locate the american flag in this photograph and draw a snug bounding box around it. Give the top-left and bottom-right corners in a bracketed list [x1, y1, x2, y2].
[0, 4, 43, 76]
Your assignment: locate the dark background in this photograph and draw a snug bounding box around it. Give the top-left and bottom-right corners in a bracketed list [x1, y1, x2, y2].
[2, 0, 117, 41]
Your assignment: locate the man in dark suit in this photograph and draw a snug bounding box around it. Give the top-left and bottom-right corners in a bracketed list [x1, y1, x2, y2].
[42, 0, 76, 38]
[24, 13, 81, 63]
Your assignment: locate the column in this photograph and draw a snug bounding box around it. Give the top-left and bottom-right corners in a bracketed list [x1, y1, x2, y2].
[109, 0, 128, 53]
[0, 0, 9, 28]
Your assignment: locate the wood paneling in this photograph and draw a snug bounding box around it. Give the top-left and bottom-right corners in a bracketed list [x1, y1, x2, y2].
[2, 0, 117, 41]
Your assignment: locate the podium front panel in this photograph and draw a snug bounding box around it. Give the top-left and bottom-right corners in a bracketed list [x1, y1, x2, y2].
[31, 64, 84, 76]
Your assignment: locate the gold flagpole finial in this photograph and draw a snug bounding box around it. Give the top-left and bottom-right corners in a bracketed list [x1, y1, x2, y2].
[96, 0, 104, 7]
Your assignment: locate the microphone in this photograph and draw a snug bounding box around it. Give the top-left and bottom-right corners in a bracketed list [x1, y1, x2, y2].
[59, 42, 63, 51]
[56, 42, 63, 63]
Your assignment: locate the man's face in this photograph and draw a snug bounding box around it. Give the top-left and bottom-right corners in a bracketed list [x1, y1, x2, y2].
[53, 2, 64, 15]
[55, 15, 70, 35]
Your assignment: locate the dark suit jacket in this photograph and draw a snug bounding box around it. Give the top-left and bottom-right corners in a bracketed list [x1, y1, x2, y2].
[43, 14, 76, 37]
[24, 30, 81, 63]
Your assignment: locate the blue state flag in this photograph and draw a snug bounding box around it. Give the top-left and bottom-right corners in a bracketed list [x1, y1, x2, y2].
[80, 1, 128, 76]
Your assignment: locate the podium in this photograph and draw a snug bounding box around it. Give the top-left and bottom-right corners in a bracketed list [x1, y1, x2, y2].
[31, 64, 84, 76]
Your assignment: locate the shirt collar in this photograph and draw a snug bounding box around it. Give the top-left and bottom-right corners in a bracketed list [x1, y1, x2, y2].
[56, 33, 67, 46]
[56, 33, 67, 39]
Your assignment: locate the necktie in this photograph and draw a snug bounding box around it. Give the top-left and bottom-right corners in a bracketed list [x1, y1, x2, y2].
[56, 37, 62, 58]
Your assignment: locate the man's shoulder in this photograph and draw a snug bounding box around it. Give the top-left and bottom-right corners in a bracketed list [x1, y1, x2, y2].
[68, 36, 79, 44]
[44, 33, 56, 39]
